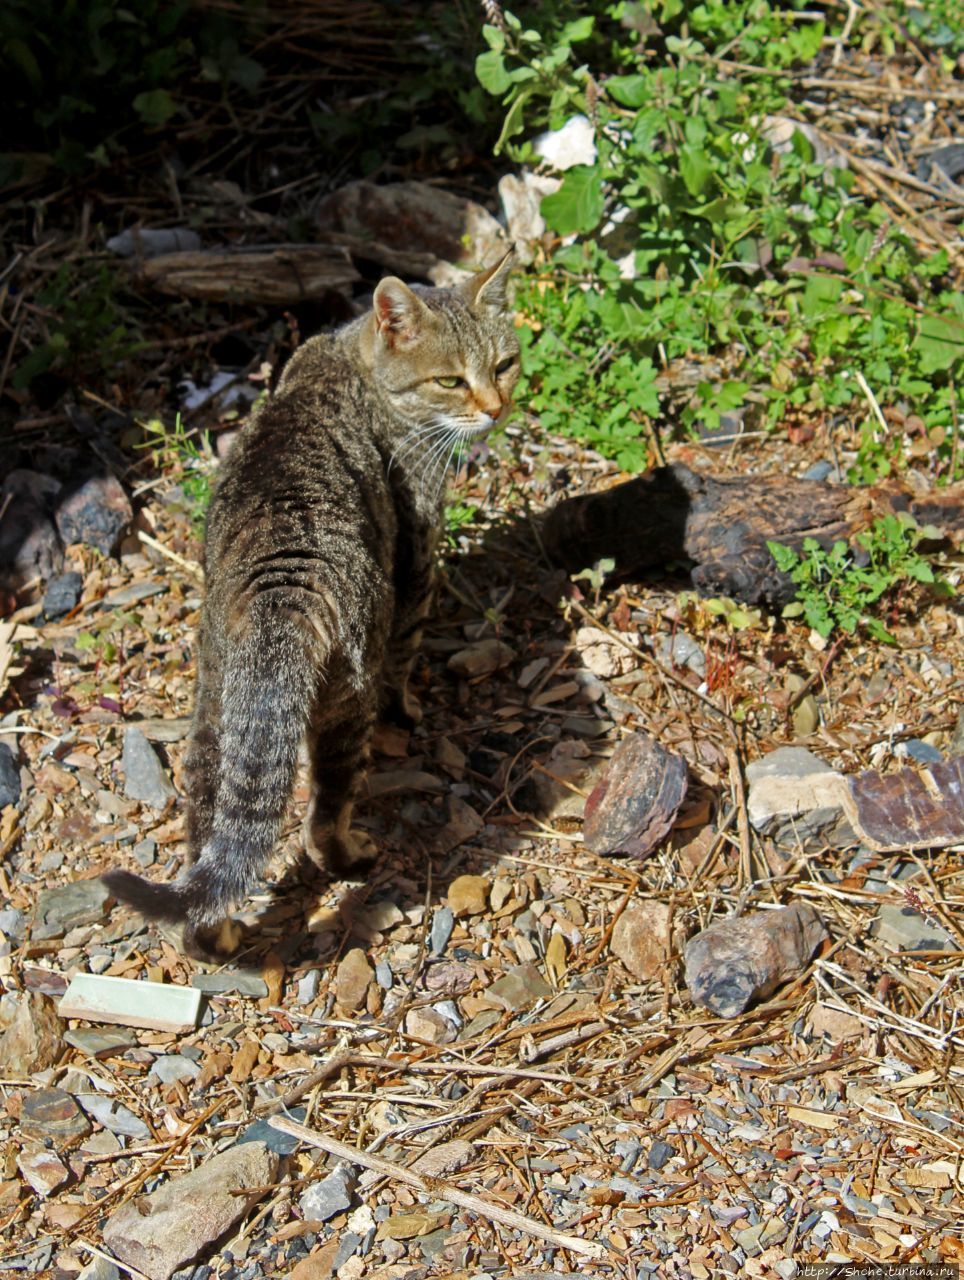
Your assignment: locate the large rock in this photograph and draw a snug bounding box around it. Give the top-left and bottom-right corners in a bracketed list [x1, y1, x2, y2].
[497, 170, 560, 263]
[55, 470, 132, 557]
[685, 903, 828, 1018]
[745, 747, 849, 848]
[0, 992, 64, 1076]
[102, 1141, 279, 1280]
[317, 180, 507, 285]
[0, 469, 63, 588]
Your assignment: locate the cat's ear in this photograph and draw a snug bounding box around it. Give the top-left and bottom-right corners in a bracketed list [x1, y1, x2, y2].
[463, 250, 514, 312]
[372, 277, 429, 347]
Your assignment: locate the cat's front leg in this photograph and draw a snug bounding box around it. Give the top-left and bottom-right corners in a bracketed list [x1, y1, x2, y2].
[382, 526, 437, 729]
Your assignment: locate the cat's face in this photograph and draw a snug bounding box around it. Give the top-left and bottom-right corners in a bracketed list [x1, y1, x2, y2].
[369, 254, 520, 441]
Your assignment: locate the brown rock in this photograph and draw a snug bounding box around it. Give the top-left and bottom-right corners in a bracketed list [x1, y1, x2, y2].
[21, 1087, 90, 1148]
[485, 963, 552, 1012]
[410, 1139, 475, 1178]
[447, 638, 515, 679]
[102, 1141, 279, 1280]
[684, 903, 828, 1018]
[290, 1241, 340, 1280]
[0, 992, 64, 1077]
[611, 902, 672, 981]
[334, 948, 373, 1014]
[17, 1144, 71, 1197]
[446, 874, 489, 917]
[810, 1001, 865, 1043]
[583, 733, 688, 858]
[405, 1007, 456, 1045]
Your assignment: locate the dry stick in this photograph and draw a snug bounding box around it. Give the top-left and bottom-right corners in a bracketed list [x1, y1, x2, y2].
[137, 530, 204, 580]
[267, 1115, 608, 1260]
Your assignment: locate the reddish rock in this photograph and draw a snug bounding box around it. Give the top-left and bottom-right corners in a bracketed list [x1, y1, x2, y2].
[583, 733, 688, 858]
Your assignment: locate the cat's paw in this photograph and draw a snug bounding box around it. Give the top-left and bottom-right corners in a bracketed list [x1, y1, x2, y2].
[304, 819, 378, 880]
[165, 917, 243, 960]
[381, 686, 423, 731]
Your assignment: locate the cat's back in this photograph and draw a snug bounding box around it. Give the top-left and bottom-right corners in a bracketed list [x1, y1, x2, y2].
[204, 331, 396, 588]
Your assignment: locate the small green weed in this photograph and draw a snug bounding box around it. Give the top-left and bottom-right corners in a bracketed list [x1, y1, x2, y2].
[768, 513, 950, 644]
[445, 500, 478, 544]
[140, 414, 214, 537]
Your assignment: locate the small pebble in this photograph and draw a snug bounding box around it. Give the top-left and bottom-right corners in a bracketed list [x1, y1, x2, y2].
[430, 906, 455, 955]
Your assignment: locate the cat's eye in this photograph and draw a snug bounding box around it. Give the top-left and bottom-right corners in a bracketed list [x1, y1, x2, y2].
[436, 375, 464, 389]
[495, 356, 516, 375]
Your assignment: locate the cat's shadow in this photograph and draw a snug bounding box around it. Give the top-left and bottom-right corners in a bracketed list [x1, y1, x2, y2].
[221, 466, 712, 975]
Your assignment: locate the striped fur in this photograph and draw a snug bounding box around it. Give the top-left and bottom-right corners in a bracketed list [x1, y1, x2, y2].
[103, 256, 518, 937]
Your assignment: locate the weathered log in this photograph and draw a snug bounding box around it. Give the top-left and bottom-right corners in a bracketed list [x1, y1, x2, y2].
[541, 463, 964, 605]
[137, 244, 359, 304]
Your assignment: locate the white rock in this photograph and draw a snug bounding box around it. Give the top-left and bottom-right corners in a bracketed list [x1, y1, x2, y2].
[532, 115, 597, 170]
[745, 746, 848, 835]
[497, 170, 561, 262]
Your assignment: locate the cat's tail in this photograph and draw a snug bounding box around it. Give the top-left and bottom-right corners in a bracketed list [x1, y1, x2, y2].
[103, 606, 323, 927]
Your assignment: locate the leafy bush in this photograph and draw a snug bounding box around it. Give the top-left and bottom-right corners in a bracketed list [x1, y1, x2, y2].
[768, 513, 949, 643]
[477, 3, 963, 472]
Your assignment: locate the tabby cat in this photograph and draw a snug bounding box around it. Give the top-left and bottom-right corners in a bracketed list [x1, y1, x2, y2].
[104, 254, 517, 943]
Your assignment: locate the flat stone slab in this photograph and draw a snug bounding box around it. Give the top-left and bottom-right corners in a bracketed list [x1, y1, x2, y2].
[60, 973, 202, 1032]
[103, 1140, 278, 1280]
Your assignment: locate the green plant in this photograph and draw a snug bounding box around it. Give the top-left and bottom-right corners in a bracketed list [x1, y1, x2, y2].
[140, 414, 214, 537]
[768, 513, 949, 644]
[12, 262, 141, 390]
[477, 3, 963, 472]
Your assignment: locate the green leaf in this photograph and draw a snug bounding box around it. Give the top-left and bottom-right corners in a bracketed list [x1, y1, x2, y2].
[494, 89, 531, 153]
[541, 165, 604, 235]
[679, 146, 712, 197]
[561, 16, 594, 44]
[475, 49, 511, 96]
[482, 23, 505, 51]
[133, 89, 177, 127]
[915, 312, 964, 374]
[605, 74, 649, 108]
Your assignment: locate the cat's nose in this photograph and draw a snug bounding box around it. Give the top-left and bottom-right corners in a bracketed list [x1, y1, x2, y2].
[475, 395, 503, 420]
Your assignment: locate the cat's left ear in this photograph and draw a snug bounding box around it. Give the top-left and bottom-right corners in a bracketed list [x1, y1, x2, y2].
[463, 250, 514, 312]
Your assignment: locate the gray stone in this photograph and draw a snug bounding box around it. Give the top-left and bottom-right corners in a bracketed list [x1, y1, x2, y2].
[133, 838, 157, 867]
[0, 468, 63, 588]
[745, 746, 848, 846]
[904, 739, 943, 765]
[34, 877, 112, 939]
[56, 470, 132, 557]
[122, 727, 176, 809]
[333, 1232, 362, 1269]
[296, 970, 320, 1004]
[238, 1107, 307, 1154]
[77, 1093, 151, 1139]
[43, 571, 83, 620]
[648, 1140, 675, 1171]
[430, 906, 455, 955]
[40, 850, 65, 872]
[657, 630, 705, 678]
[79, 1258, 121, 1280]
[0, 906, 25, 940]
[64, 1028, 137, 1058]
[802, 460, 833, 482]
[873, 903, 955, 952]
[299, 1166, 356, 1222]
[149, 1054, 201, 1084]
[374, 960, 393, 990]
[0, 742, 21, 808]
[190, 972, 268, 999]
[485, 963, 552, 1012]
[103, 1141, 279, 1280]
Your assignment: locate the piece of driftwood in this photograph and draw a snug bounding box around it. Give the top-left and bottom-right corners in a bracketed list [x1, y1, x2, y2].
[137, 244, 359, 304]
[541, 463, 964, 604]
